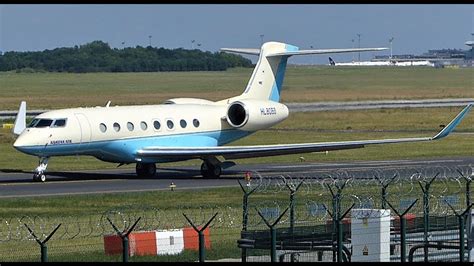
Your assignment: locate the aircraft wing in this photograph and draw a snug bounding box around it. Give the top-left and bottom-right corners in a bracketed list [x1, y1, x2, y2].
[137, 104, 471, 160]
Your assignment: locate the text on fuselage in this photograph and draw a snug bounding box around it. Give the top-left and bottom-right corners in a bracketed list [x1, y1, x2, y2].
[260, 107, 277, 116]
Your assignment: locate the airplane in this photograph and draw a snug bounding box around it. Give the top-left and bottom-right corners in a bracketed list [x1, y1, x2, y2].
[11, 41, 472, 182]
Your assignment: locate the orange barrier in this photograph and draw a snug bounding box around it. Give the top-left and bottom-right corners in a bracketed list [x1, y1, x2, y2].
[104, 227, 211, 256]
[183, 227, 211, 250]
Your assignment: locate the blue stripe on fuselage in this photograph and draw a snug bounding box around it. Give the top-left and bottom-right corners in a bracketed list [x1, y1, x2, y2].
[15, 129, 252, 163]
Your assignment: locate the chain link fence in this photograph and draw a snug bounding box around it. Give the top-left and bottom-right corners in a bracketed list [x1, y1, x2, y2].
[0, 165, 472, 262]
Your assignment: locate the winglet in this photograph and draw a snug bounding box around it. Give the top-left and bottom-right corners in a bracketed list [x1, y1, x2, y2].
[13, 101, 27, 136]
[432, 104, 472, 140]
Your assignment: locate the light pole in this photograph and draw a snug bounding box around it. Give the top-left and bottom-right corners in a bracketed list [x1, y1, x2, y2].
[260, 34, 264, 46]
[356, 34, 361, 62]
[351, 39, 355, 62]
[310, 45, 314, 65]
[148, 35, 152, 47]
[389, 37, 394, 59]
[191, 39, 195, 49]
[121, 42, 125, 49]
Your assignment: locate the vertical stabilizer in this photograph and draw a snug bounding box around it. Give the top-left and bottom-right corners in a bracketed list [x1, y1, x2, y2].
[238, 42, 298, 102]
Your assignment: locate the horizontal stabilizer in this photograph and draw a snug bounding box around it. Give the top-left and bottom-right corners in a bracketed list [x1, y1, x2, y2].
[220, 48, 260, 55]
[267, 47, 388, 57]
[221, 46, 388, 57]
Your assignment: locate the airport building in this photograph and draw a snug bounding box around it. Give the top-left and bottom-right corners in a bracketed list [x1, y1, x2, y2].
[374, 39, 474, 68]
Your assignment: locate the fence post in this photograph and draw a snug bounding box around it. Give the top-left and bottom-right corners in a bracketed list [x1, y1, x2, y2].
[256, 207, 289, 262]
[418, 172, 439, 262]
[238, 180, 260, 262]
[375, 173, 397, 209]
[325, 179, 351, 263]
[457, 169, 473, 209]
[24, 223, 61, 262]
[325, 183, 338, 262]
[183, 212, 218, 262]
[444, 200, 473, 262]
[284, 178, 305, 263]
[337, 203, 355, 262]
[106, 217, 141, 262]
[386, 198, 418, 262]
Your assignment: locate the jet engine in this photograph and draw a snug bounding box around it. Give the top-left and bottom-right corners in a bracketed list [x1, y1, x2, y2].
[226, 100, 289, 131]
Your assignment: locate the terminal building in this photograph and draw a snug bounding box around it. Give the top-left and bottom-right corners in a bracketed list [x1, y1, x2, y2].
[373, 39, 474, 68]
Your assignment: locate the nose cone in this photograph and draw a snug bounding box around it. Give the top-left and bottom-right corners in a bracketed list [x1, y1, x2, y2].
[13, 132, 38, 155]
[13, 135, 27, 152]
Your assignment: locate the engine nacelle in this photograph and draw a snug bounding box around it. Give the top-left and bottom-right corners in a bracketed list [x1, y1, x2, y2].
[226, 100, 289, 131]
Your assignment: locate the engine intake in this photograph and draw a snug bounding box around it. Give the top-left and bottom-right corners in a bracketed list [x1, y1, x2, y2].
[227, 102, 248, 128]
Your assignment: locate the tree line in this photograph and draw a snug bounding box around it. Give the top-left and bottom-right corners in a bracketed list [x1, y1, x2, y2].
[0, 41, 253, 73]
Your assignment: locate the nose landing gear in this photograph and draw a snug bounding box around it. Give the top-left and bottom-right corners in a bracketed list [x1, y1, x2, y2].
[33, 157, 49, 182]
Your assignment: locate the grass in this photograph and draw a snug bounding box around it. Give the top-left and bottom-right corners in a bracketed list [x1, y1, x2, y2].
[0, 180, 468, 261]
[1, 66, 473, 110]
[0, 67, 472, 261]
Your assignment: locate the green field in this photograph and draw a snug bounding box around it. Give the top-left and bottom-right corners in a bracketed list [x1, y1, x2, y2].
[1, 66, 473, 110]
[0, 67, 473, 261]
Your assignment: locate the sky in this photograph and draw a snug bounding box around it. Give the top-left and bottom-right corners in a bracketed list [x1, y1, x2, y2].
[0, 4, 473, 64]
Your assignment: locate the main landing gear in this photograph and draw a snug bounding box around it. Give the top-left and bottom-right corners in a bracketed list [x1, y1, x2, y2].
[33, 157, 49, 182]
[136, 163, 156, 178]
[200, 160, 222, 178]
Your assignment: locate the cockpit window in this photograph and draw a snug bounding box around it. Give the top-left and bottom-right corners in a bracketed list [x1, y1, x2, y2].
[30, 119, 53, 128]
[27, 119, 39, 128]
[52, 119, 67, 127]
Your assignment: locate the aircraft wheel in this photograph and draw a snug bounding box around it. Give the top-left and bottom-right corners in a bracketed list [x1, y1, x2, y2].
[33, 174, 39, 182]
[39, 174, 46, 182]
[200, 162, 221, 178]
[136, 163, 156, 178]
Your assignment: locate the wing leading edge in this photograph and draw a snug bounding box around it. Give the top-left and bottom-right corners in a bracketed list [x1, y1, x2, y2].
[137, 104, 472, 160]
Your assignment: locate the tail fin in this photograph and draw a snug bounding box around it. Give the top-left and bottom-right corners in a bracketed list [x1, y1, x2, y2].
[221, 42, 387, 103]
[223, 42, 297, 102]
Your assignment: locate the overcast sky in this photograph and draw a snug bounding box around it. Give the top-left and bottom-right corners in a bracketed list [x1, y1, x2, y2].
[1, 4, 472, 64]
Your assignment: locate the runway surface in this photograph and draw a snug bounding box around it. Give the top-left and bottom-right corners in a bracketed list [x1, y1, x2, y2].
[0, 157, 472, 198]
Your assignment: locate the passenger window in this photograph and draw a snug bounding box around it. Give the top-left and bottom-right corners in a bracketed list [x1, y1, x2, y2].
[127, 122, 134, 131]
[167, 120, 174, 129]
[193, 119, 200, 128]
[141, 121, 148, 131]
[53, 119, 67, 127]
[113, 122, 121, 132]
[99, 123, 107, 133]
[180, 119, 187, 128]
[153, 120, 161, 130]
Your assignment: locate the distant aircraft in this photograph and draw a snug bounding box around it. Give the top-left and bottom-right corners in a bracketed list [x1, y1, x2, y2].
[12, 42, 471, 182]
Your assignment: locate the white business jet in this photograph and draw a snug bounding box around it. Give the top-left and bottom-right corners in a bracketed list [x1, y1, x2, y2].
[12, 42, 472, 182]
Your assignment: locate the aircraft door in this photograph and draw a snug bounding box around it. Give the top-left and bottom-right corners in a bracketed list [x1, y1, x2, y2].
[74, 113, 91, 152]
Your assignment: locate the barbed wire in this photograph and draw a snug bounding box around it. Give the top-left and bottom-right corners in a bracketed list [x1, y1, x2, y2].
[1, 167, 472, 242]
